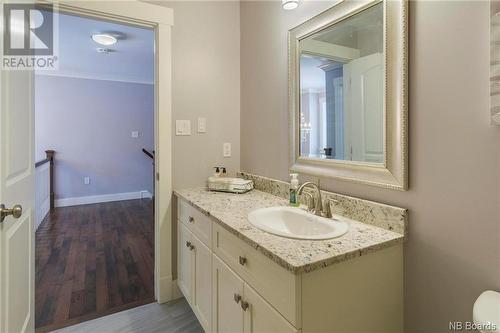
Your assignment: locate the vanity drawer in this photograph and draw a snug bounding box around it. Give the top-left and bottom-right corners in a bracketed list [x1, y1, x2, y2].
[178, 198, 212, 249]
[212, 223, 301, 328]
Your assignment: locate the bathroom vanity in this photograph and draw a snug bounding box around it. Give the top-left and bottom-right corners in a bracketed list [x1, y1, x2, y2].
[174, 182, 406, 333]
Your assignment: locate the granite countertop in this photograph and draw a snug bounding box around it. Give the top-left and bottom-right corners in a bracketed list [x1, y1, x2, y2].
[174, 188, 404, 274]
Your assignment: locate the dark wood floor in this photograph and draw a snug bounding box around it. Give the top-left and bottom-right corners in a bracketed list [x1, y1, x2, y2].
[35, 199, 155, 333]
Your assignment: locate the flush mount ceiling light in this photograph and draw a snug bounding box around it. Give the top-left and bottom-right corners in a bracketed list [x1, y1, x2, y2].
[91, 33, 117, 46]
[282, 0, 299, 10]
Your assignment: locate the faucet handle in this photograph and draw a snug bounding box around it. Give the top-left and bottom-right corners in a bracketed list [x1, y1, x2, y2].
[322, 199, 332, 218]
[302, 192, 315, 212]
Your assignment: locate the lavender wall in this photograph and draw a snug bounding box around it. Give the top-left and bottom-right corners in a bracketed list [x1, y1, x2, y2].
[35, 75, 154, 201]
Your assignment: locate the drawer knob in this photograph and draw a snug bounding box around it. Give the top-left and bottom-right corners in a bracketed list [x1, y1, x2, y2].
[186, 241, 191, 248]
[241, 301, 249, 311]
[238, 256, 247, 266]
[189, 216, 194, 223]
[233, 293, 241, 304]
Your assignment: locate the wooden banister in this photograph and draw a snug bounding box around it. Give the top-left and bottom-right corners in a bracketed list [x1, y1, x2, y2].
[142, 148, 155, 200]
[35, 150, 55, 211]
[45, 150, 55, 211]
[142, 148, 154, 160]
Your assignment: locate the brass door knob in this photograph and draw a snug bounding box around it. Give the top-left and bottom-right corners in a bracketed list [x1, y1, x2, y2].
[0, 204, 22, 223]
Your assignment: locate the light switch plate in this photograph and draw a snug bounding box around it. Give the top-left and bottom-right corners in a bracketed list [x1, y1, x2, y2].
[223, 142, 231, 157]
[197, 117, 207, 133]
[176, 120, 191, 136]
[131, 131, 139, 138]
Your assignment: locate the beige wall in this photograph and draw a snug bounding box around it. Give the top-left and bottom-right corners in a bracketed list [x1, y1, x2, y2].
[241, 1, 500, 332]
[152, 0, 241, 189]
[147, 0, 240, 281]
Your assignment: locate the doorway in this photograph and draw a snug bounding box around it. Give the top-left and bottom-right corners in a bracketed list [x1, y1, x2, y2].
[0, 2, 173, 333]
[33, 11, 156, 332]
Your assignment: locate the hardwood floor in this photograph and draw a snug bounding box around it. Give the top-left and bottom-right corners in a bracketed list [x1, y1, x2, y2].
[35, 199, 155, 333]
[52, 298, 203, 333]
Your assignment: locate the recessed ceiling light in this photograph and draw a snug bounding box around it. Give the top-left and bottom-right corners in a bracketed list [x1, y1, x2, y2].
[91, 33, 117, 46]
[282, 0, 299, 10]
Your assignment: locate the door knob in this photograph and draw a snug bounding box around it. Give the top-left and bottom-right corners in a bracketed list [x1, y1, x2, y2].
[0, 204, 22, 223]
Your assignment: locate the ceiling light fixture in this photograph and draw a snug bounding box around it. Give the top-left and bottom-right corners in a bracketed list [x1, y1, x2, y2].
[282, 0, 299, 10]
[91, 33, 117, 46]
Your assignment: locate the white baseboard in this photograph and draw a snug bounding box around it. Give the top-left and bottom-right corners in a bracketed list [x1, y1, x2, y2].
[55, 190, 153, 208]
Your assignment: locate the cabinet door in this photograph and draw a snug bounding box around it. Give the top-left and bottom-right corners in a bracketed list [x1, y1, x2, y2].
[178, 222, 193, 303]
[192, 235, 212, 332]
[243, 283, 298, 333]
[213, 255, 244, 333]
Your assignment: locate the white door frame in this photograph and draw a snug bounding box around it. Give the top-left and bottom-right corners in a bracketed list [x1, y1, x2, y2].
[38, 0, 174, 303]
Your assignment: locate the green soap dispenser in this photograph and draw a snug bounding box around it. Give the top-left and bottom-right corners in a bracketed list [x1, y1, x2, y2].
[289, 173, 299, 207]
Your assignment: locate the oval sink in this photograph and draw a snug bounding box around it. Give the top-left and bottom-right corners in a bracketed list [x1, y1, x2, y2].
[247, 206, 348, 240]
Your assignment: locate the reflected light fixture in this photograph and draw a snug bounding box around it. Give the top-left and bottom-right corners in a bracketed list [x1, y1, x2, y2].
[282, 0, 299, 10]
[91, 33, 117, 46]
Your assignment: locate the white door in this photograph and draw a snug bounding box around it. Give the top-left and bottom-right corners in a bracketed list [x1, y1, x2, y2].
[212, 255, 244, 333]
[0, 68, 35, 332]
[242, 283, 298, 333]
[178, 222, 193, 303]
[192, 235, 212, 332]
[343, 52, 383, 163]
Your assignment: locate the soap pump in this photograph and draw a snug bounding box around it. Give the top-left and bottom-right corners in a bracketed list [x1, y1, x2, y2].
[289, 173, 299, 207]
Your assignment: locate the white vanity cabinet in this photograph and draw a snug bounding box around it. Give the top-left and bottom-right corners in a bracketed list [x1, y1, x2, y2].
[212, 255, 298, 333]
[212, 255, 244, 333]
[177, 200, 213, 333]
[177, 222, 193, 302]
[177, 197, 403, 333]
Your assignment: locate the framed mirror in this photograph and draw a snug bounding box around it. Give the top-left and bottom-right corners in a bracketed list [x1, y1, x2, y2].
[289, 0, 408, 190]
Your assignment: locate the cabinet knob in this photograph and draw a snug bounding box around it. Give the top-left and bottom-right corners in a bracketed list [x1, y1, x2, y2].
[238, 256, 247, 266]
[186, 241, 191, 248]
[233, 293, 241, 304]
[241, 301, 249, 311]
[189, 244, 195, 251]
[189, 216, 194, 223]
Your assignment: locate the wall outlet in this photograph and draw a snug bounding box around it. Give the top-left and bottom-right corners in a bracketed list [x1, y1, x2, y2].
[131, 131, 139, 138]
[197, 117, 207, 133]
[223, 143, 231, 157]
[176, 120, 191, 136]
[84, 177, 90, 185]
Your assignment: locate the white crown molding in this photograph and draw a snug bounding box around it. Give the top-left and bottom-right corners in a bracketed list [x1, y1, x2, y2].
[55, 190, 153, 208]
[35, 70, 154, 85]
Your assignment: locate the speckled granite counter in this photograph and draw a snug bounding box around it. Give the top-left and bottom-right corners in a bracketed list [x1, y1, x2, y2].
[174, 187, 405, 274]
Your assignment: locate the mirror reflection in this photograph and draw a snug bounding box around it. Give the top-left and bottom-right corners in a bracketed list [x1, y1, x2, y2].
[299, 3, 384, 163]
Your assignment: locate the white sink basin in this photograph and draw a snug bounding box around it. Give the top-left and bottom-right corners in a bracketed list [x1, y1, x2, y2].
[247, 206, 349, 240]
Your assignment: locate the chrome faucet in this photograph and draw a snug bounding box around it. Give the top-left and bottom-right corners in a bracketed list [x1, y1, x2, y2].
[297, 180, 331, 218]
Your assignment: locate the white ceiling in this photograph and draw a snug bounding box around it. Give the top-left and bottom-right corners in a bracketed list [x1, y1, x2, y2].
[36, 11, 154, 84]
